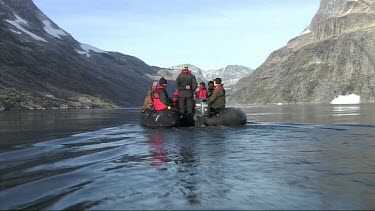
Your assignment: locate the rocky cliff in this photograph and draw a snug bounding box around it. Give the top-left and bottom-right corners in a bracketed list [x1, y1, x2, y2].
[229, 0, 375, 104]
[0, 0, 156, 110]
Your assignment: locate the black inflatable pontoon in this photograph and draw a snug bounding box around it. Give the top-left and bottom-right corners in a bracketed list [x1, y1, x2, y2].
[140, 99, 247, 128]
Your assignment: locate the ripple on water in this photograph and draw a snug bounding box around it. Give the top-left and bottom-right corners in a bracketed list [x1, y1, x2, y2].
[1, 122, 375, 210]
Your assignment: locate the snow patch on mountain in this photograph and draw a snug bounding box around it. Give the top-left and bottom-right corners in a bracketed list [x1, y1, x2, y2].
[42, 20, 67, 39]
[75, 43, 107, 57]
[300, 29, 312, 35]
[9, 29, 22, 34]
[203, 65, 253, 86]
[5, 14, 47, 42]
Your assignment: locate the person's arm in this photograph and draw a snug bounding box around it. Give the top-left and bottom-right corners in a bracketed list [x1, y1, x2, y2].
[208, 89, 218, 104]
[160, 90, 172, 107]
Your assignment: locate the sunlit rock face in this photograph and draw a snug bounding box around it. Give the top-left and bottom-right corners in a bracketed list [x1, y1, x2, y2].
[230, 0, 375, 105]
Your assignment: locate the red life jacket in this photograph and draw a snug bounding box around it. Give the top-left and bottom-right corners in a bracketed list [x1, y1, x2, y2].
[196, 85, 207, 99]
[153, 85, 168, 111]
[214, 84, 223, 90]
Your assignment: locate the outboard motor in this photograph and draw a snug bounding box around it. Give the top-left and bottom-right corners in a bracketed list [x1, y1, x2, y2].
[194, 98, 210, 126]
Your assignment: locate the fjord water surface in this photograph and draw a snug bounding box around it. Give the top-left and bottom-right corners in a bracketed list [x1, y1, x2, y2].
[0, 104, 374, 210]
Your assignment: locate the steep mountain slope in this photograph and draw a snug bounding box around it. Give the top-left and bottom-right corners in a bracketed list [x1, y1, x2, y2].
[230, 0, 375, 104]
[0, 0, 155, 110]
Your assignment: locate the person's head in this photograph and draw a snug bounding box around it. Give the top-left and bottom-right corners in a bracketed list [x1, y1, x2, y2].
[214, 78, 222, 86]
[152, 81, 158, 87]
[183, 64, 189, 70]
[208, 81, 214, 89]
[200, 82, 206, 87]
[159, 77, 168, 86]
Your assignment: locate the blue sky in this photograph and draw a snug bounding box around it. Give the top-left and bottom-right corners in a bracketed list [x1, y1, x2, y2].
[33, 0, 320, 69]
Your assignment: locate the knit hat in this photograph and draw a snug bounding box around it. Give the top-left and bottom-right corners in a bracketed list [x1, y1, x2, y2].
[200, 82, 206, 86]
[214, 78, 222, 84]
[159, 77, 167, 85]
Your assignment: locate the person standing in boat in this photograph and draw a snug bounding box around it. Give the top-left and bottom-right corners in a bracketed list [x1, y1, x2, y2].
[207, 81, 214, 98]
[208, 78, 226, 114]
[153, 77, 173, 111]
[175, 64, 198, 116]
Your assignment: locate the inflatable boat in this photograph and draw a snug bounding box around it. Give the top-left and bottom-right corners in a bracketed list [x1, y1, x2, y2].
[140, 99, 247, 128]
[140, 109, 182, 128]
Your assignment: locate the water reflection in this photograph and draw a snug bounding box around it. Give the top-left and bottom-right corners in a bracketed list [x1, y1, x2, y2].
[331, 105, 360, 116]
[171, 131, 201, 205]
[0, 109, 139, 152]
[147, 133, 166, 167]
[1, 107, 375, 209]
[241, 104, 375, 125]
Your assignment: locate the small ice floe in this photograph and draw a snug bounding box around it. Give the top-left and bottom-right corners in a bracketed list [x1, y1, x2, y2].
[330, 94, 360, 104]
[277, 103, 283, 105]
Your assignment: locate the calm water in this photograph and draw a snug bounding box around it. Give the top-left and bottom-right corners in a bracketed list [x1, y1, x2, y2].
[0, 104, 374, 210]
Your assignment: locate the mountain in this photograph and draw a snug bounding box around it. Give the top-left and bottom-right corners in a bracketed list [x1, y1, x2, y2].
[156, 64, 206, 82]
[229, 0, 375, 104]
[0, 0, 156, 110]
[203, 65, 253, 96]
[155, 64, 253, 96]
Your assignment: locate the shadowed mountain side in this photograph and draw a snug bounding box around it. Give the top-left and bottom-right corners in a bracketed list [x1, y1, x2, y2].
[0, 0, 156, 110]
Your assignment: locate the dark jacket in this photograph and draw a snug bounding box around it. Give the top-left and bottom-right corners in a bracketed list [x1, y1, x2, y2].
[153, 85, 172, 111]
[176, 70, 198, 97]
[207, 83, 214, 98]
[208, 84, 226, 110]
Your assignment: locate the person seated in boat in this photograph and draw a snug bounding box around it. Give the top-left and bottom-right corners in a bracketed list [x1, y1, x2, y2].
[208, 78, 226, 115]
[196, 82, 208, 99]
[207, 80, 214, 98]
[142, 81, 158, 111]
[153, 77, 173, 112]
